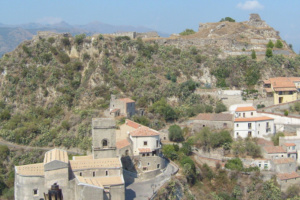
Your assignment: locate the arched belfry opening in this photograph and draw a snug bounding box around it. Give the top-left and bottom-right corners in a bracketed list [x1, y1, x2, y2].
[102, 139, 108, 148]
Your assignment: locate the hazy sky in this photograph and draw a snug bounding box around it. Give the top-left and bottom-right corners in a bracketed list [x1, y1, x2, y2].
[1, 0, 300, 53]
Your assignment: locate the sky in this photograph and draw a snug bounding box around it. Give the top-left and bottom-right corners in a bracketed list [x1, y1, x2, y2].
[0, 0, 300, 53]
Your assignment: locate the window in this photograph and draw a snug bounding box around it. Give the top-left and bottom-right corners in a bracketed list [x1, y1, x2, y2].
[148, 163, 150, 166]
[243, 113, 245, 117]
[236, 132, 239, 136]
[156, 140, 159, 147]
[248, 123, 252, 129]
[157, 164, 160, 168]
[248, 131, 252, 137]
[282, 155, 284, 157]
[251, 112, 253, 116]
[147, 153, 150, 156]
[289, 91, 293, 95]
[266, 122, 269, 128]
[258, 131, 259, 135]
[279, 91, 283, 95]
[236, 124, 239, 127]
[93, 172, 95, 177]
[79, 172, 82, 176]
[142, 154, 145, 157]
[203, 125, 205, 127]
[223, 123, 227, 128]
[106, 171, 109, 176]
[258, 164, 261, 167]
[33, 189, 38, 196]
[102, 139, 108, 147]
[144, 141, 148, 146]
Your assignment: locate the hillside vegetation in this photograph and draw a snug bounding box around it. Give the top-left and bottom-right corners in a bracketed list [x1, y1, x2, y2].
[0, 33, 299, 151]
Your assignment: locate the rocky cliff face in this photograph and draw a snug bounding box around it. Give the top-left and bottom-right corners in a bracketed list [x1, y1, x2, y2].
[155, 14, 294, 59]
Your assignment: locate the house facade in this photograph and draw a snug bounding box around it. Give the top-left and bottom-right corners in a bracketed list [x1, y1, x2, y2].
[15, 118, 125, 200]
[233, 106, 275, 139]
[263, 77, 300, 105]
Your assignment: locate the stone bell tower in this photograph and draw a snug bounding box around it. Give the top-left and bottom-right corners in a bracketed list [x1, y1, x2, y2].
[92, 118, 117, 159]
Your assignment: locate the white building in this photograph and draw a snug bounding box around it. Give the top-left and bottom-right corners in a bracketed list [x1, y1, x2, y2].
[129, 126, 161, 156]
[234, 106, 275, 139]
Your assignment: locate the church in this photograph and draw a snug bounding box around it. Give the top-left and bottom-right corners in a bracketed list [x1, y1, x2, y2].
[14, 118, 125, 200]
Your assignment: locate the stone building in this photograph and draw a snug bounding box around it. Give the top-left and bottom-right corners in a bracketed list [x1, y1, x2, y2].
[271, 158, 297, 173]
[191, 113, 233, 132]
[262, 146, 287, 160]
[277, 172, 300, 191]
[109, 95, 136, 117]
[15, 118, 125, 200]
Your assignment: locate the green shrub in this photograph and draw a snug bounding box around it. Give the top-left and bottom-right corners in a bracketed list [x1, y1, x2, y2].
[162, 145, 178, 160]
[272, 132, 284, 146]
[57, 52, 70, 64]
[284, 110, 289, 116]
[74, 34, 86, 45]
[179, 29, 196, 36]
[47, 37, 55, 44]
[169, 124, 184, 142]
[220, 17, 235, 22]
[251, 50, 257, 59]
[266, 48, 273, 58]
[61, 37, 70, 46]
[275, 40, 283, 48]
[225, 158, 243, 171]
[267, 40, 274, 48]
[215, 102, 227, 113]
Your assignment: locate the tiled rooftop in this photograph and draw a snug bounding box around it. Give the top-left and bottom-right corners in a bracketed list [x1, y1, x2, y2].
[125, 119, 143, 129]
[76, 175, 124, 188]
[277, 172, 300, 180]
[116, 139, 130, 149]
[264, 146, 286, 154]
[16, 163, 44, 176]
[130, 126, 160, 137]
[195, 113, 233, 121]
[264, 77, 300, 91]
[70, 158, 121, 170]
[284, 143, 296, 147]
[256, 138, 274, 147]
[234, 116, 273, 122]
[235, 106, 256, 112]
[44, 148, 68, 164]
[273, 158, 295, 164]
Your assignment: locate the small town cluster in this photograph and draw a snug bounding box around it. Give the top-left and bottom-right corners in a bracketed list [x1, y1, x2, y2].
[14, 76, 300, 199]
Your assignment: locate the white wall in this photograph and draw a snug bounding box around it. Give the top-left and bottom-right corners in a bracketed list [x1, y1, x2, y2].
[130, 135, 160, 156]
[260, 113, 300, 132]
[235, 110, 257, 118]
[234, 120, 274, 139]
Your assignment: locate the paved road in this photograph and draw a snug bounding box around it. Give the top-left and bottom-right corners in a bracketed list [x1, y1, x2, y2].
[125, 163, 177, 200]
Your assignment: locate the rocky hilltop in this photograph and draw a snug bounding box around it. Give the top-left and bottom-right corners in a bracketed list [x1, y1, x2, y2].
[156, 14, 294, 58]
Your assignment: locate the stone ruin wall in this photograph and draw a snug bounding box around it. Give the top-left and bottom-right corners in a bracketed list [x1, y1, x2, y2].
[104, 31, 159, 39]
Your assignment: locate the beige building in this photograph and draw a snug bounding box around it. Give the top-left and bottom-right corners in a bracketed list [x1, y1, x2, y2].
[263, 77, 300, 105]
[191, 113, 233, 132]
[15, 118, 125, 200]
[262, 146, 287, 159]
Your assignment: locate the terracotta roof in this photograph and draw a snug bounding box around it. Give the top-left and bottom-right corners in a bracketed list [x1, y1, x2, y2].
[44, 148, 68, 164]
[273, 158, 295, 164]
[16, 163, 44, 176]
[256, 138, 274, 146]
[70, 158, 121, 170]
[116, 139, 130, 149]
[110, 108, 120, 113]
[125, 119, 143, 129]
[138, 148, 152, 153]
[235, 106, 256, 112]
[265, 77, 300, 90]
[195, 113, 233, 121]
[277, 172, 300, 180]
[130, 126, 160, 137]
[263, 80, 271, 84]
[264, 146, 286, 154]
[234, 116, 273, 122]
[284, 143, 296, 147]
[76, 176, 124, 188]
[118, 98, 135, 103]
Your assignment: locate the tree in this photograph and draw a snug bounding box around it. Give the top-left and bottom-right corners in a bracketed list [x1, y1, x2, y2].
[267, 40, 274, 48]
[266, 48, 273, 58]
[179, 29, 196, 36]
[251, 50, 257, 59]
[215, 102, 227, 113]
[275, 40, 283, 48]
[259, 180, 281, 200]
[162, 145, 178, 160]
[168, 125, 184, 142]
[220, 17, 235, 22]
[272, 132, 284, 146]
[225, 158, 243, 171]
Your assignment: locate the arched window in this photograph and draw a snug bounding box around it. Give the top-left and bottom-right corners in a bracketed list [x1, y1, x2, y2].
[102, 139, 108, 147]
